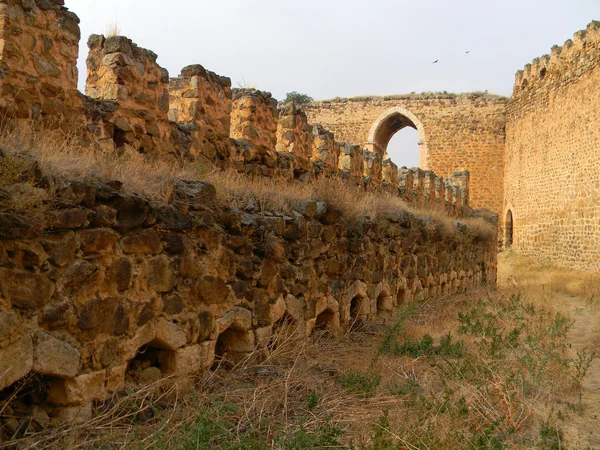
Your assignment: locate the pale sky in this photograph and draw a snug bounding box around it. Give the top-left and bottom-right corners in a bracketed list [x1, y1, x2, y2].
[64, 0, 599, 168]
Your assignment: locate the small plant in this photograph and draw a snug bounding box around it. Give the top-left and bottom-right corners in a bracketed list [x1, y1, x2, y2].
[282, 91, 314, 105]
[537, 423, 564, 450]
[365, 410, 395, 450]
[337, 370, 381, 395]
[305, 391, 322, 409]
[389, 333, 465, 358]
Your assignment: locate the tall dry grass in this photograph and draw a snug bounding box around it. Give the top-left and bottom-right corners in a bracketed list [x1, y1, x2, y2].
[0, 123, 495, 239]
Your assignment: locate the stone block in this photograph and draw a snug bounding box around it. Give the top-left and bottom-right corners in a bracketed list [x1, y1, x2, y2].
[0, 268, 55, 309]
[152, 319, 187, 351]
[33, 332, 80, 378]
[0, 334, 33, 391]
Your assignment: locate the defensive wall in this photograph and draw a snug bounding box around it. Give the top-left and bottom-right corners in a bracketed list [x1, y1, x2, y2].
[504, 21, 600, 271]
[0, 0, 497, 432]
[303, 94, 508, 213]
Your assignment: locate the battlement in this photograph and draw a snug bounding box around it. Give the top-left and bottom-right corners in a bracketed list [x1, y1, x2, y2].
[0, 0, 476, 215]
[513, 21, 600, 96]
[169, 65, 233, 163]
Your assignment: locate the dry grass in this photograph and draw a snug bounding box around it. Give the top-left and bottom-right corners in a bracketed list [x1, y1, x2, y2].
[0, 123, 494, 239]
[499, 251, 600, 312]
[106, 22, 121, 38]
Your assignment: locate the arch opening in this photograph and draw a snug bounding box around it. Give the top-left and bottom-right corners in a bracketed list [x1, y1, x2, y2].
[366, 107, 428, 169]
[386, 127, 421, 168]
[505, 210, 513, 248]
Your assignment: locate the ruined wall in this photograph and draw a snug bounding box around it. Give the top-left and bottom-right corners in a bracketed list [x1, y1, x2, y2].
[504, 21, 600, 270]
[231, 89, 279, 166]
[303, 94, 507, 213]
[85, 34, 174, 157]
[0, 175, 497, 427]
[169, 65, 233, 164]
[276, 104, 313, 179]
[0, 0, 82, 125]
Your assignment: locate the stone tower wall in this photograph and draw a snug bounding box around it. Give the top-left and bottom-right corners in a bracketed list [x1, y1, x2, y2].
[504, 21, 600, 270]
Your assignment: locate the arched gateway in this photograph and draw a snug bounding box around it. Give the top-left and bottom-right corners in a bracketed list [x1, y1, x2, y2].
[303, 94, 507, 213]
[365, 107, 429, 169]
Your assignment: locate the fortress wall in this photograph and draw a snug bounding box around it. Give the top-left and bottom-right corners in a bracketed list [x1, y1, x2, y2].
[505, 21, 600, 270]
[337, 143, 365, 186]
[303, 95, 507, 213]
[0, 176, 497, 426]
[0, 0, 82, 125]
[168, 65, 233, 164]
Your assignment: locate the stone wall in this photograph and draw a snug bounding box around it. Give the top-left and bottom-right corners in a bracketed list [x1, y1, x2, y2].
[504, 21, 600, 270]
[0, 0, 82, 125]
[303, 94, 507, 213]
[169, 65, 233, 165]
[85, 34, 173, 157]
[231, 89, 279, 166]
[0, 175, 497, 428]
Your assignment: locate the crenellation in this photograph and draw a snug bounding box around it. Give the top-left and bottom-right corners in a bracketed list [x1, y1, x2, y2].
[230, 88, 279, 165]
[303, 94, 507, 212]
[85, 34, 174, 157]
[168, 64, 233, 164]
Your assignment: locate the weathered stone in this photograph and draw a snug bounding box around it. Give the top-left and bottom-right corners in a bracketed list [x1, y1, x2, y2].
[144, 254, 176, 293]
[48, 371, 106, 405]
[33, 332, 80, 378]
[157, 205, 192, 231]
[90, 205, 117, 227]
[171, 180, 216, 209]
[159, 344, 201, 375]
[0, 311, 19, 343]
[77, 297, 129, 340]
[120, 228, 162, 254]
[108, 257, 133, 291]
[152, 319, 187, 350]
[47, 208, 88, 229]
[0, 269, 55, 309]
[80, 228, 120, 254]
[40, 231, 78, 267]
[0, 335, 33, 391]
[61, 260, 98, 294]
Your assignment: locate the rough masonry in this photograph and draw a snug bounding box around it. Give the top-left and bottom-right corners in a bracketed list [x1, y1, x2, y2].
[0, 172, 497, 430]
[504, 21, 600, 270]
[303, 94, 507, 213]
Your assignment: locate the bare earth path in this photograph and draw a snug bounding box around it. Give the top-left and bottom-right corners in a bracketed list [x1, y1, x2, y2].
[565, 298, 600, 449]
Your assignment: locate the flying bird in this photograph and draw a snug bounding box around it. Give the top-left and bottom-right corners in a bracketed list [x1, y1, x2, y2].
[466, 50, 470, 54]
[432, 60, 439, 64]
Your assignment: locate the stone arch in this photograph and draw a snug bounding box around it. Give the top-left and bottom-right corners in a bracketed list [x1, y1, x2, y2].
[366, 107, 428, 168]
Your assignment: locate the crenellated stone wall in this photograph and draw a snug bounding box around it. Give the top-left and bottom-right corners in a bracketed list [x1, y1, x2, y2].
[504, 21, 600, 270]
[231, 88, 279, 164]
[0, 174, 497, 427]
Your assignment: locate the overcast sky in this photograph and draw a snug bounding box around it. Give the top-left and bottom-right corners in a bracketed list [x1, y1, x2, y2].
[64, 0, 599, 167]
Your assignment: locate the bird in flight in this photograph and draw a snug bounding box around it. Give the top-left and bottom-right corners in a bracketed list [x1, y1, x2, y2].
[466, 50, 470, 54]
[432, 60, 439, 64]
